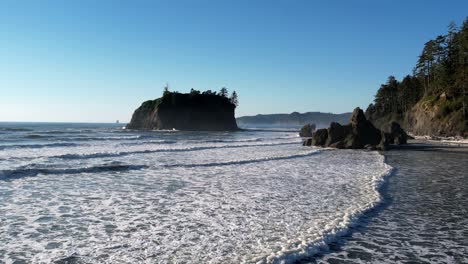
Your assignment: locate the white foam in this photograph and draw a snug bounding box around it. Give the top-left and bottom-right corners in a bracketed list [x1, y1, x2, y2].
[0, 131, 392, 263]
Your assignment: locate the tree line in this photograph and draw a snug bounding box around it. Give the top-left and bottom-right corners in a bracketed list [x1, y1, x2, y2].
[163, 84, 238, 107]
[366, 18, 468, 128]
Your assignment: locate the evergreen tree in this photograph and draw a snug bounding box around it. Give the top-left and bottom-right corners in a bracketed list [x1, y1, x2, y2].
[229, 91, 238, 107]
[219, 87, 228, 97]
[367, 17, 468, 135]
[163, 83, 170, 96]
[190, 88, 200, 95]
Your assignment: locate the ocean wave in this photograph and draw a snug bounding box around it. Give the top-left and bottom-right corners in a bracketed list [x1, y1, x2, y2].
[0, 142, 80, 150]
[0, 163, 146, 180]
[23, 134, 53, 139]
[121, 136, 298, 146]
[201, 138, 263, 143]
[53, 142, 299, 160]
[256, 155, 394, 264]
[120, 139, 178, 146]
[163, 150, 320, 168]
[40, 130, 90, 134]
[199, 136, 297, 143]
[0, 127, 33, 132]
[55, 135, 143, 142]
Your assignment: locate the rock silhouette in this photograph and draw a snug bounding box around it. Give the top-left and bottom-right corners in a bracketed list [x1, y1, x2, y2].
[127, 92, 238, 131]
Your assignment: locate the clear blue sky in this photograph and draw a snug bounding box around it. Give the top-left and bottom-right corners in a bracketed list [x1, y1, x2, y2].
[1, 0, 467, 122]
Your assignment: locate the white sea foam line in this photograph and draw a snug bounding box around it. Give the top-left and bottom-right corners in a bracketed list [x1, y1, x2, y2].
[0, 140, 303, 174]
[163, 149, 320, 168]
[0, 146, 390, 263]
[0, 139, 300, 161]
[257, 153, 394, 264]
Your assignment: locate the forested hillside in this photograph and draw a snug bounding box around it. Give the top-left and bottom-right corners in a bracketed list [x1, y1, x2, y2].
[366, 18, 468, 137]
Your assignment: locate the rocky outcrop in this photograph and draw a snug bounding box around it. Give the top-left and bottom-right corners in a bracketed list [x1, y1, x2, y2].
[384, 122, 408, 145]
[127, 92, 238, 131]
[405, 100, 467, 137]
[303, 107, 408, 150]
[367, 94, 467, 138]
[312, 128, 328, 146]
[299, 123, 316, 137]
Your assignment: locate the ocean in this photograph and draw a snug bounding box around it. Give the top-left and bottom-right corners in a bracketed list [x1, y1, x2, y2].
[0, 122, 392, 263]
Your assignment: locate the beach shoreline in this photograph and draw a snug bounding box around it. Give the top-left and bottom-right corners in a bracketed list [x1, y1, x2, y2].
[307, 139, 468, 263]
[388, 139, 468, 153]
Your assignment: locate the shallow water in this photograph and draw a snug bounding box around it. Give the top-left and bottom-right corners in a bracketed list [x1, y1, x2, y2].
[308, 148, 468, 263]
[0, 123, 391, 263]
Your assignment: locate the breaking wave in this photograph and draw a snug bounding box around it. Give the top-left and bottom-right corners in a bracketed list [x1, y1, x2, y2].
[164, 149, 320, 168]
[0, 163, 146, 180]
[52, 142, 298, 160]
[0, 124, 394, 263]
[0, 142, 80, 150]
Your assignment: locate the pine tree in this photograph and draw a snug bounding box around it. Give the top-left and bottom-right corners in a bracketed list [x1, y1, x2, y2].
[229, 91, 238, 107]
[219, 87, 228, 97]
[163, 83, 170, 96]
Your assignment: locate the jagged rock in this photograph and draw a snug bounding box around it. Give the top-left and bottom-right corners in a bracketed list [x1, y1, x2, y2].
[377, 131, 390, 151]
[349, 108, 382, 148]
[303, 138, 312, 146]
[388, 122, 408, 145]
[306, 107, 408, 150]
[299, 123, 316, 137]
[349, 107, 368, 126]
[312, 128, 328, 146]
[325, 122, 349, 146]
[329, 140, 345, 149]
[365, 144, 377, 151]
[343, 134, 359, 149]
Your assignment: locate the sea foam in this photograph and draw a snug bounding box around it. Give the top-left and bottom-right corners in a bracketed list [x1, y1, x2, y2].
[0, 128, 392, 263]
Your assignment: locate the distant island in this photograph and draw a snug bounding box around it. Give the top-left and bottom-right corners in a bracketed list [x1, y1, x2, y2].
[236, 111, 351, 127]
[127, 88, 239, 131]
[366, 19, 467, 138]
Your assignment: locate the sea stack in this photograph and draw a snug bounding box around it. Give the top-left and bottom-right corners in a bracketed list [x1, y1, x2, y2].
[127, 90, 238, 131]
[303, 107, 408, 150]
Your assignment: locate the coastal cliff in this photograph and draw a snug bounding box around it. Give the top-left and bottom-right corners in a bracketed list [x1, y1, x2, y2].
[127, 90, 238, 131]
[366, 18, 468, 137]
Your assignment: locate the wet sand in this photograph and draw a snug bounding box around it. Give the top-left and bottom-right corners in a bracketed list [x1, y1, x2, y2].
[389, 139, 468, 153]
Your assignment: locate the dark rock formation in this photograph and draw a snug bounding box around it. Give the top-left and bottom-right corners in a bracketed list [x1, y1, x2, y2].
[303, 107, 408, 150]
[378, 131, 391, 151]
[346, 108, 382, 148]
[303, 138, 312, 146]
[127, 92, 238, 131]
[384, 122, 408, 145]
[325, 122, 350, 146]
[299, 123, 316, 137]
[311, 129, 328, 147]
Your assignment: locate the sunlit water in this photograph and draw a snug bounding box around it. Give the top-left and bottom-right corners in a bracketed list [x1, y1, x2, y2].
[0, 123, 391, 263]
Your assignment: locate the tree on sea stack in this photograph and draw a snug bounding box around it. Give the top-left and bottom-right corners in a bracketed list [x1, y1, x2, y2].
[127, 87, 239, 131]
[219, 87, 228, 97]
[190, 88, 201, 95]
[163, 83, 170, 96]
[230, 91, 238, 107]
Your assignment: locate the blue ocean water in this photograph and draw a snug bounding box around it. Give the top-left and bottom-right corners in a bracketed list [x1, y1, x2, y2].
[0, 122, 391, 263]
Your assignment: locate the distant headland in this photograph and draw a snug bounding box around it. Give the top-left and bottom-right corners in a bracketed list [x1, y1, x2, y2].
[236, 112, 351, 127]
[126, 87, 239, 131]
